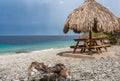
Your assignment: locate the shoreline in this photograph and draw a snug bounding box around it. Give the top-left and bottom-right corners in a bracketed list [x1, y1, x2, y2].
[0, 47, 69, 56]
[0, 46, 120, 81]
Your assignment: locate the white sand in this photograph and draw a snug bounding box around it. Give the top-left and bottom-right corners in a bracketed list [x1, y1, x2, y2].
[0, 46, 120, 81]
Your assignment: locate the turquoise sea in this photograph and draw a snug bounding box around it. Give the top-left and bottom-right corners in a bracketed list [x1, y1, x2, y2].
[0, 36, 79, 54]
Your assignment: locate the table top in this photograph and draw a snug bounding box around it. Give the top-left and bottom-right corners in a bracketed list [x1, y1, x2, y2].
[74, 37, 106, 41]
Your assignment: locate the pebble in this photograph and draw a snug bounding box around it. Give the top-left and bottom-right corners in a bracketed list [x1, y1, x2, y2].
[0, 46, 120, 81]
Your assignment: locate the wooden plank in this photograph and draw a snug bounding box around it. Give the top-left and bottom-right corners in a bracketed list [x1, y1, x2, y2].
[70, 45, 85, 48]
[74, 38, 88, 41]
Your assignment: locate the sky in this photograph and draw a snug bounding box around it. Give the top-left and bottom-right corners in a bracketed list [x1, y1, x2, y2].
[0, 0, 120, 35]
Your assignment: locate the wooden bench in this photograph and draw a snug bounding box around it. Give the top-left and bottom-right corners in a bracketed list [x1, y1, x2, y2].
[88, 44, 111, 49]
[70, 45, 87, 53]
[88, 44, 111, 53]
[70, 44, 111, 53]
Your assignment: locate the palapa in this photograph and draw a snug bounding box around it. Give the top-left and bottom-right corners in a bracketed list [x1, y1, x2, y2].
[63, 0, 120, 54]
[63, 0, 120, 34]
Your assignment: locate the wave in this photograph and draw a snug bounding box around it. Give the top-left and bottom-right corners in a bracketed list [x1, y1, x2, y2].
[31, 47, 69, 53]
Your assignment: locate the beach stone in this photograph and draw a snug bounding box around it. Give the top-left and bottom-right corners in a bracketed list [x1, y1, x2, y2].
[75, 79, 81, 81]
[11, 79, 20, 81]
[79, 72, 95, 80]
[16, 51, 29, 54]
[0, 75, 3, 80]
[1, 46, 120, 81]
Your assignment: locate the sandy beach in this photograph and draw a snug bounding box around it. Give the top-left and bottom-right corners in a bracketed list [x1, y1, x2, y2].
[0, 46, 120, 81]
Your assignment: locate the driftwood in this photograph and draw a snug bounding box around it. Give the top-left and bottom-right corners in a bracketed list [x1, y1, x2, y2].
[27, 62, 70, 81]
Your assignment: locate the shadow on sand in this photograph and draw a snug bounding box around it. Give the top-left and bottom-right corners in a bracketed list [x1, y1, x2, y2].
[57, 50, 109, 59]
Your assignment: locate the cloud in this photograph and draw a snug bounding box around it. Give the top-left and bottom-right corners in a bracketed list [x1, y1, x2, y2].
[0, 0, 120, 35]
[23, 0, 51, 5]
[59, 0, 64, 4]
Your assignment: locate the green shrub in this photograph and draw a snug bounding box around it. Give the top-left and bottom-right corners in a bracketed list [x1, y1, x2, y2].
[92, 32, 105, 38]
[92, 32, 117, 44]
[105, 33, 117, 44]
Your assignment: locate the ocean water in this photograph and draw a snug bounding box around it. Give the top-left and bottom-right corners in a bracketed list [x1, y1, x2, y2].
[0, 36, 79, 54]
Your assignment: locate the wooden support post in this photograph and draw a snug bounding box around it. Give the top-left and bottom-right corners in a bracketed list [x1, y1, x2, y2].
[88, 30, 92, 55]
[73, 41, 80, 53]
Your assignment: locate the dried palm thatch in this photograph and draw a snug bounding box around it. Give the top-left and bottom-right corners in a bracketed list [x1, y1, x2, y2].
[64, 0, 120, 34]
[118, 18, 120, 26]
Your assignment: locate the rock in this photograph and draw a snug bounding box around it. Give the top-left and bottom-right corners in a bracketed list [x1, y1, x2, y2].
[16, 51, 29, 54]
[11, 79, 20, 81]
[103, 39, 110, 44]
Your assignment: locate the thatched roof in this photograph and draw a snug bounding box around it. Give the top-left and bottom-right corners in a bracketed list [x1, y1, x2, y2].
[64, 0, 120, 33]
[118, 18, 120, 25]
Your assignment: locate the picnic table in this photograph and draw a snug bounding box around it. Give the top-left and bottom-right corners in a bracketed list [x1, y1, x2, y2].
[70, 37, 111, 54]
